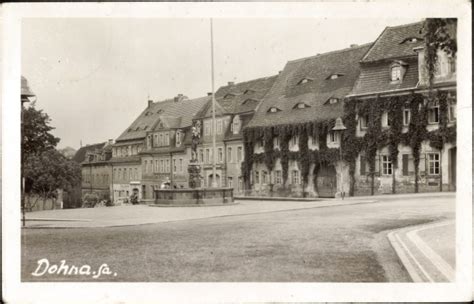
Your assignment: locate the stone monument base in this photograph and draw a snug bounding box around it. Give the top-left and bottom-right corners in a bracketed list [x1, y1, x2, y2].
[150, 187, 235, 207]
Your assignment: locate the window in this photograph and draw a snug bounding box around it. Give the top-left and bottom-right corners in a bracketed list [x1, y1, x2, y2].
[328, 98, 338, 104]
[360, 155, 367, 175]
[382, 112, 390, 127]
[359, 115, 368, 129]
[218, 148, 223, 162]
[159, 134, 163, 146]
[255, 171, 260, 184]
[311, 136, 317, 146]
[204, 121, 211, 136]
[179, 159, 183, 172]
[403, 109, 411, 126]
[291, 136, 298, 146]
[291, 170, 300, 185]
[154, 160, 157, 173]
[449, 102, 456, 122]
[123, 168, 127, 180]
[329, 132, 337, 143]
[173, 159, 177, 172]
[160, 160, 164, 173]
[237, 146, 243, 162]
[294, 103, 310, 109]
[262, 170, 268, 184]
[402, 154, 409, 176]
[166, 159, 170, 173]
[330, 74, 339, 80]
[274, 137, 280, 149]
[428, 105, 440, 124]
[144, 160, 148, 173]
[165, 133, 170, 146]
[382, 155, 393, 175]
[199, 149, 204, 163]
[232, 116, 241, 134]
[227, 177, 233, 188]
[227, 147, 233, 163]
[275, 170, 282, 184]
[298, 78, 312, 85]
[238, 177, 243, 190]
[134, 168, 138, 180]
[268, 107, 281, 113]
[428, 153, 440, 175]
[205, 149, 210, 163]
[216, 119, 223, 135]
[176, 131, 182, 146]
[391, 66, 402, 81]
[114, 168, 117, 179]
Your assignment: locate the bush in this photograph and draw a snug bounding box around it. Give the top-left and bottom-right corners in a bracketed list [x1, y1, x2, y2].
[82, 192, 99, 208]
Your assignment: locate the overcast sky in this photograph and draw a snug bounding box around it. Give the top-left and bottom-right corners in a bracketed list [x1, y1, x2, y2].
[22, 18, 420, 150]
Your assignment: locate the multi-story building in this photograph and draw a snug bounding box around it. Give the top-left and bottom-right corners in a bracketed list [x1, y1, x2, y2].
[110, 95, 209, 204]
[244, 44, 372, 197]
[74, 140, 113, 201]
[346, 21, 456, 195]
[192, 76, 277, 193]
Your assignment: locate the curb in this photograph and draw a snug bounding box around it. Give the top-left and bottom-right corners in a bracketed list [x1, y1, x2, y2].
[387, 220, 455, 282]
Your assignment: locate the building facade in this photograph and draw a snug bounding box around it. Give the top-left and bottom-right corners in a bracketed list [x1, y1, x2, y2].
[243, 44, 372, 197]
[346, 21, 456, 195]
[76, 141, 113, 201]
[192, 76, 277, 194]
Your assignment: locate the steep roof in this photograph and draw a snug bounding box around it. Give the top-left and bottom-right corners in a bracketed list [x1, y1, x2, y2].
[72, 142, 105, 163]
[116, 95, 210, 142]
[194, 75, 278, 119]
[247, 43, 372, 128]
[361, 21, 424, 63]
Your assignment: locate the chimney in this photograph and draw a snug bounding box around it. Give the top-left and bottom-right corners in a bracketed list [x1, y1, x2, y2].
[148, 99, 153, 107]
[108, 139, 114, 145]
[278, 70, 282, 75]
[228, 81, 235, 86]
[174, 94, 187, 102]
[207, 92, 213, 96]
[350, 44, 358, 48]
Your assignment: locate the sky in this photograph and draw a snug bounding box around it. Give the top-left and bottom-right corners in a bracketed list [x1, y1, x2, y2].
[22, 17, 420, 150]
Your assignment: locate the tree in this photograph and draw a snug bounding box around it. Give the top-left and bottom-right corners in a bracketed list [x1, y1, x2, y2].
[24, 149, 81, 210]
[22, 102, 60, 158]
[423, 18, 457, 87]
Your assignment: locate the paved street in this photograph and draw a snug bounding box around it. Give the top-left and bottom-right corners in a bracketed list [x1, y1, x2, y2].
[21, 193, 454, 282]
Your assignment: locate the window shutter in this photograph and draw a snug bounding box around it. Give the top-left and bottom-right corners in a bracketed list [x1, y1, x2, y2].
[402, 154, 409, 176]
[360, 155, 366, 175]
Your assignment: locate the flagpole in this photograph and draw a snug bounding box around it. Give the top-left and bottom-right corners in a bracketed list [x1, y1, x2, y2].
[210, 18, 218, 188]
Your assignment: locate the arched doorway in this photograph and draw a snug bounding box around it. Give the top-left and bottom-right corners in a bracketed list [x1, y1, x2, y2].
[316, 164, 337, 198]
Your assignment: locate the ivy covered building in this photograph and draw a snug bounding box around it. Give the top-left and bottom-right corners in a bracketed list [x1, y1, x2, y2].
[346, 21, 456, 195]
[243, 43, 372, 197]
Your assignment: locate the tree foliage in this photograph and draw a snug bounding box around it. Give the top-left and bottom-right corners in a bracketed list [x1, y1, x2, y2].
[22, 102, 60, 157]
[424, 18, 457, 87]
[24, 149, 81, 199]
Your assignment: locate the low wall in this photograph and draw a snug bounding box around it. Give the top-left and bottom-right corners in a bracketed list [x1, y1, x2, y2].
[153, 188, 234, 206]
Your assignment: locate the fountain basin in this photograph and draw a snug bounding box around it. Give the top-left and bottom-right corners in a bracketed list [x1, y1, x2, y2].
[150, 187, 235, 207]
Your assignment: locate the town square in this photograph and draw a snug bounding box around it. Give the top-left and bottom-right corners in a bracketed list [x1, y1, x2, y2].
[4, 7, 470, 302]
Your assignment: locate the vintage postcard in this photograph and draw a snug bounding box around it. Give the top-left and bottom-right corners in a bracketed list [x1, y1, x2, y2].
[1, 1, 472, 303]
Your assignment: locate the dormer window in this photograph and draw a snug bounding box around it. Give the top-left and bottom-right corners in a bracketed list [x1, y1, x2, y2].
[268, 107, 281, 113]
[401, 37, 421, 44]
[391, 66, 402, 81]
[390, 61, 407, 82]
[224, 93, 236, 99]
[294, 102, 310, 109]
[327, 73, 344, 80]
[232, 115, 241, 134]
[297, 78, 313, 85]
[242, 98, 258, 105]
[244, 89, 255, 94]
[156, 109, 164, 114]
[326, 97, 339, 105]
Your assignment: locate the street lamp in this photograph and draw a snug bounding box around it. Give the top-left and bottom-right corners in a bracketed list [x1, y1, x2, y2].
[332, 117, 346, 200]
[21, 76, 36, 227]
